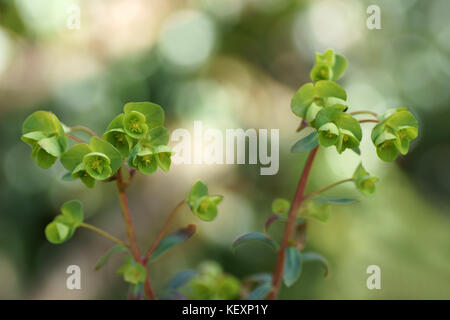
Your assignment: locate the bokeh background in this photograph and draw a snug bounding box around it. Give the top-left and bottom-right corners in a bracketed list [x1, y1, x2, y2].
[0, 0, 449, 299]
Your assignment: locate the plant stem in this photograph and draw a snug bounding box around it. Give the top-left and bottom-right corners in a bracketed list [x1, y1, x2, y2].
[268, 146, 319, 300]
[70, 125, 100, 137]
[79, 223, 127, 247]
[143, 200, 186, 264]
[303, 178, 354, 200]
[359, 119, 379, 124]
[66, 133, 84, 144]
[116, 168, 156, 300]
[350, 110, 378, 118]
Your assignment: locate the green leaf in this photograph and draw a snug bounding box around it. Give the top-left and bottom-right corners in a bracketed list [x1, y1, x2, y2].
[60, 143, 92, 172]
[95, 244, 127, 270]
[21, 131, 48, 145]
[291, 83, 315, 118]
[332, 54, 347, 80]
[154, 145, 173, 172]
[37, 136, 64, 157]
[192, 196, 222, 221]
[35, 148, 57, 169]
[62, 172, 74, 181]
[291, 131, 318, 153]
[103, 129, 133, 158]
[318, 122, 340, 147]
[336, 128, 360, 154]
[165, 270, 198, 290]
[45, 221, 70, 244]
[302, 252, 329, 277]
[150, 225, 196, 262]
[60, 200, 83, 227]
[22, 111, 66, 137]
[272, 198, 290, 215]
[133, 148, 158, 174]
[231, 232, 279, 253]
[353, 163, 378, 195]
[22, 111, 67, 159]
[106, 113, 126, 130]
[186, 180, 209, 207]
[124, 102, 164, 129]
[283, 246, 302, 287]
[310, 64, 333, 82]
[89, 136, 122, 174]
[83, 152, 112, 180]
[352, 147, 361, 155]
[315, 49, 335, 66]
[335, 113, 362, 141]
[315, 80, 347, 100]
[117, 258, 147, 285]
[313, 104, 347, 129]
[305, 102, 323, 125]
[145, 126, 170, 147]
[301, 200, 331, 222]
[123, 111, 148, 139]
[247, 282, 272, 300]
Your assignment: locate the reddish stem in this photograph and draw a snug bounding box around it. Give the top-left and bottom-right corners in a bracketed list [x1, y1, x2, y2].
[359, 119, 379, 124]
[143, 200, 185, 264]
[116, 168, 156, 300]
[268, 146, 319, 300]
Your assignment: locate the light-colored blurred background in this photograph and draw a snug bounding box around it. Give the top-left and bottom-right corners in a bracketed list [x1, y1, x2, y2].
[0, 0, 449, 299]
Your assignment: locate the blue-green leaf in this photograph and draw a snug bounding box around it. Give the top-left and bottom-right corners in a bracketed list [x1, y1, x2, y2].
[95, 244, 127, 270]
[291, 131, 318, 153]
[312, 197, 357, 204]
[302, 252, 329, 277]
[283, 246, 302, 287]
[165, 270, 198, 290]
[231, 232, 279, 253]
[150, 225, 196, 262]
[247, 282, 272, 300]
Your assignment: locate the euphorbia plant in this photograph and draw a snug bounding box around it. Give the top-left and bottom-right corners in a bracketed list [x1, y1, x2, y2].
[232, 49, 419, 300]
[21, 102, 223, 299]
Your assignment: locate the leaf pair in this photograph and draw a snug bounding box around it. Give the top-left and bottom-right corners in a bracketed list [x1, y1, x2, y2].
[45, 200, 83, 244]
[186, 181, 223, 222]
[371, 108, 419, 161]
[61, 137, 122, 187]
[21, 111, 68, 169]
[310, 49, 347, 82]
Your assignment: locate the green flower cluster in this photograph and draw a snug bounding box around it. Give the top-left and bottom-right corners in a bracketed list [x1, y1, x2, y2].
[371, 107, 419, 161]
[291, 49, 419, 159]
[186, 181, 223, 221]
[21, 111, 68, 169]
[45, 200, 84, 244]
[181, 261, 241, 300]
[291, 78, 361, 153]
[22, 102, 173, 189]
[310, 48, 347, 82]
[353, 163, 379, 195]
